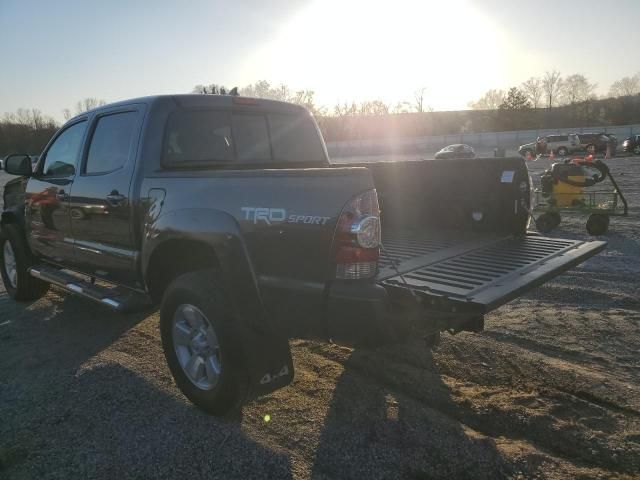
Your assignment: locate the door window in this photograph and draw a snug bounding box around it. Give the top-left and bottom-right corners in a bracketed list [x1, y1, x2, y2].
[85, 111, 138, 174]
[41, 121, 87, 176]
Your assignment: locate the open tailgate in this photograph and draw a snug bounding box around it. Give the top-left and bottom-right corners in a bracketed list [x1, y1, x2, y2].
[379, 233, 606, 314]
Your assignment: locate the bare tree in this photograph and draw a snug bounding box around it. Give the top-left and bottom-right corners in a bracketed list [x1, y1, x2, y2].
[239, 80, 283, 100]
[358, 100, 390, 116]
[193, 84, 228, 94]
[561, 74, 597, 104]
[542, 70, 564, 108]
[608, 74, 640, 97]
[4, 108, 55, 131]
[333, 102, 358, 117]
[467, 89, 505, 110]
[392, 101, 412, 114]
[62, 108, 72, 121]
[413, 87, 427, 113]
[521, 77, 543, 108]
[75, 98, 106, 114]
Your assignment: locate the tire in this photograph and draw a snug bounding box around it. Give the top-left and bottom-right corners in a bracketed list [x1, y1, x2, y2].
[160, 270, 247, 416]
[0, 223, 49, 301]
[586, 144, 596, 155]
[633, 145, 640, 155]
[586, 214, 609, 236]
[535, 212, 558, 234]
[547, 212, 561, 229]
[557, 147, 568, 157]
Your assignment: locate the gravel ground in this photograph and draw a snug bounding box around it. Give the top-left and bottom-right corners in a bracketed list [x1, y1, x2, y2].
[1, 157, 639, 479]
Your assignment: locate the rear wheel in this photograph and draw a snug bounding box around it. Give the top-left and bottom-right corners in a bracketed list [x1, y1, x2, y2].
[0, 223, 49, 301]
[586, 144, 596, 155]
[586, 214, 609, 235]
[160, 270, 247, 416]
[633, 145, 640, 155]
[557, 146, 568, 156]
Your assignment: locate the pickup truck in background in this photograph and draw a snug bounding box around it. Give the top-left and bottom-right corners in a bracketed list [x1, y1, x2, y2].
[0, 95, 607, 415]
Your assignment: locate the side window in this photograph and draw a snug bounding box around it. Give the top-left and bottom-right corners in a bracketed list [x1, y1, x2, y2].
[85, 111, 138, 174]
[232, 114, 271, 163]
[42, 121, 87, 176]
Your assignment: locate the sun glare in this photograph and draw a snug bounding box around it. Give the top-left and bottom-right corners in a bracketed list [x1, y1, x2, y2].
[241, 0, 506, 110]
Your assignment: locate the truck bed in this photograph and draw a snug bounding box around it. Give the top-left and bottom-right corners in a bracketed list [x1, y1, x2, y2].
[379, 229, 606, 313]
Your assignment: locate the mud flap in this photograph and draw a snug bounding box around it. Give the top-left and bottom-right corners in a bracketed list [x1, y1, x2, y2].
[223, 236, 294, 400]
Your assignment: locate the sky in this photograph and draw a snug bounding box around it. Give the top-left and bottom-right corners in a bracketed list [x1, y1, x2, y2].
[1, 0, 639, 121]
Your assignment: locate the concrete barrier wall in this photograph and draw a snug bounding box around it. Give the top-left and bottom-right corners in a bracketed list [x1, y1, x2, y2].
[326, 124, 640, 158]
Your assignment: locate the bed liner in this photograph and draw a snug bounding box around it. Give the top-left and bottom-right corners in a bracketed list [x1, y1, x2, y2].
[379, 230, 606, 313]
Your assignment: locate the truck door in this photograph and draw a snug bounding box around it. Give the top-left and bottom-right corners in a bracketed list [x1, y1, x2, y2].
[26, 119, 88, 265]
[68, 107, 143, 287]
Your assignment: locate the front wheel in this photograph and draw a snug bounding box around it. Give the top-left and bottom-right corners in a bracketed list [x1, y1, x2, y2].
[557, 147, 568, 156]
[160, 270, 247, 416]
[0, 223, 49, 301]
[633, 145, 640, 155]
[586, 214, 609, 235]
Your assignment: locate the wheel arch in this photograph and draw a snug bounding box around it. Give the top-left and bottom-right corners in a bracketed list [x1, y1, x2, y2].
[142, 208, 260, 307]
[142, 207, 294, 398]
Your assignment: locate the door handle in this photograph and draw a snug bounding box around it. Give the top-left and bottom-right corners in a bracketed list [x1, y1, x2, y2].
[56, 190, 68, 201]
[106, 192, 126, 204]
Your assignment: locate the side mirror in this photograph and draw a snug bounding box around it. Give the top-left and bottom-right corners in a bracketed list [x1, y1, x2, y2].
[4, 154, 33, 176]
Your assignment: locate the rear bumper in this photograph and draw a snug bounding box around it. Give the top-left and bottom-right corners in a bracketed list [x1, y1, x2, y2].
[326, 280, 395, 344]
[326, 279, 484, 345]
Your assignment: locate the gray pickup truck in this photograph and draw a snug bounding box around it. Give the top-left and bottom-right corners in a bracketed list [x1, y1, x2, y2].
[1, 95, 606, 415]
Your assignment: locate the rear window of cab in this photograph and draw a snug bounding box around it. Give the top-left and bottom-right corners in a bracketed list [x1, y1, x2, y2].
[162, 109, 326, 167]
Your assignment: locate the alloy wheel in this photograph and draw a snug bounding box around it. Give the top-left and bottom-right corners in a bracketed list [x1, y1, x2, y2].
[172, 304, 222, 390]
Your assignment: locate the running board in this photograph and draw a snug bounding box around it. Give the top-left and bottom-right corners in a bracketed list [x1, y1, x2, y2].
[29, 265, 151, 312]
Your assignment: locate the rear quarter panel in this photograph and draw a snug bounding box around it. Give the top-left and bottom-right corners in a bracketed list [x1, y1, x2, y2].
[140, 167, 374, 283]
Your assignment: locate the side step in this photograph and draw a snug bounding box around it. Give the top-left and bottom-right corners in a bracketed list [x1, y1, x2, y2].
[29, 265, 152, 312]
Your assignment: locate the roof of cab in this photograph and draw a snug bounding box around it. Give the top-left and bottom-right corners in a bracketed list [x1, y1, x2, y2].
[66, 94, 307, 124]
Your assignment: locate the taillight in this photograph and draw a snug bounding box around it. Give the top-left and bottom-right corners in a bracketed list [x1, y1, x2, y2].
[332, 190, 381, 280]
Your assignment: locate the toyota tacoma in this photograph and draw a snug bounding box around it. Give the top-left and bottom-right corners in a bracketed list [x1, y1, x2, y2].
[0, 94, 606, 415]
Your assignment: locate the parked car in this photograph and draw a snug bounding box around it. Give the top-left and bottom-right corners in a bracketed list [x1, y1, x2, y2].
[622, 134, 640, 155]
[575, 133, 617, 155]
[434, 144, 475, 159]
[518, 134, 579, 158]
[0, 94, 606, 416]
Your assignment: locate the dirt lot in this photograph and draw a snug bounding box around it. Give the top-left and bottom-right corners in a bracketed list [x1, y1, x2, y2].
[1, 157, 639, 479]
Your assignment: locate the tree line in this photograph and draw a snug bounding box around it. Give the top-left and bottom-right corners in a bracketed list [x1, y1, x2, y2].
[0, 98, 106, 157]
[469, 71, 640, 110]
[2, 72, 640, 156]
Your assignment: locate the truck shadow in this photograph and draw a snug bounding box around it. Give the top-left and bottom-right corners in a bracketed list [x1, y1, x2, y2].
[309, 345, 517, 480]
[0, 291, 292, 479]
